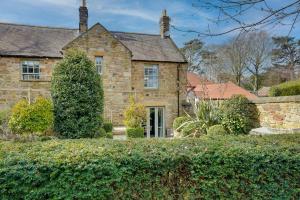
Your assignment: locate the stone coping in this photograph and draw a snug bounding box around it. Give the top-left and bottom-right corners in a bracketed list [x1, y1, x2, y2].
[252, 95, 300, 104]
[250, 127, 300, 135]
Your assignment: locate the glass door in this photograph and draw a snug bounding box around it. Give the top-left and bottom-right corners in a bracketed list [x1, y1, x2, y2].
[146, 107, 165, 138]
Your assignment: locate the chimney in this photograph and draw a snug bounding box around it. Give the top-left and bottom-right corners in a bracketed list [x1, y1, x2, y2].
[79, 0, 88, 33]
[160, 9, 170, 38]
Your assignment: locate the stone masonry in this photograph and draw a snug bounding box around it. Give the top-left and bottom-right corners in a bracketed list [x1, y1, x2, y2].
[0, 57, 58, 108]
[253, 95, 300, 129]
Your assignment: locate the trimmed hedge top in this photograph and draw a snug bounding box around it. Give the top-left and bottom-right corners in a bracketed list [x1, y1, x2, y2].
[0, 135, 299, 199]
[269, 79, 300, 96]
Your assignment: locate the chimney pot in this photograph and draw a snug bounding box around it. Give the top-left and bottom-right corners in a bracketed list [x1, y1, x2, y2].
[79, 0, 88, 33]
[160, 9, 170, 39]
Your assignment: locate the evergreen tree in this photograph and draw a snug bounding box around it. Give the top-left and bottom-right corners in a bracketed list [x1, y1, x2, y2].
[51, 50, 104, 138]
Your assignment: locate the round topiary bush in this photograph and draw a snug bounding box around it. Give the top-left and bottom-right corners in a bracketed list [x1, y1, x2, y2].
[51, 50, 104, 139]
[207, 125, 227, 136]
[8, 97, 53, 134]
[126, 127, 144, 138]
[220, 95, 259, 135]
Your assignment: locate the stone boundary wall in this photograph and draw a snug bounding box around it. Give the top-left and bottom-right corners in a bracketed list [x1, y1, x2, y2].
[252, 95, 300, 129]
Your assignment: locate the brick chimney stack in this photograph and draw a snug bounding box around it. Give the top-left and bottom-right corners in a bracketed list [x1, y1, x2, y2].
[160, 9, 170, 39]
[79, 0, 88, 33]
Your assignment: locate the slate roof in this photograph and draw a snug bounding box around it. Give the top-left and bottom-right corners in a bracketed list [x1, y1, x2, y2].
[0, 23, 79, 58]
[112, 31, 186, 62]
[0, 22, 186, 62]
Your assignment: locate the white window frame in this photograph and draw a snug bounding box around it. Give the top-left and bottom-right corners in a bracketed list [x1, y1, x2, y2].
[146, 107, 165, 138]
[144, 64, 159, 89]
[95, 56, 103, 75]
[21, 61, 40, 80]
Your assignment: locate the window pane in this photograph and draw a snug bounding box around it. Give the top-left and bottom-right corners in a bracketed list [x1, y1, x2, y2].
[95, 56, 103, 74]
[21, 61, 40, 80]
[34, 67, 39, 73]
[22, 66, 28, 73]
[144, 65, 158, 88]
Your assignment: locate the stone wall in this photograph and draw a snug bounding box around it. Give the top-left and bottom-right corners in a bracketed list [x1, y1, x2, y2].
[131, 61, 187, 131]
[253, 96, 300, 129]
[0, 57, 57, 109]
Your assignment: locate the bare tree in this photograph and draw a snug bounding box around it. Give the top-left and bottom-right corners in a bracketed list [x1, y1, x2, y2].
[272, 36, 300, 80]
[172, 0, 300, 37]
[246, 31, 273, 92]
[216, 34, 249, 86]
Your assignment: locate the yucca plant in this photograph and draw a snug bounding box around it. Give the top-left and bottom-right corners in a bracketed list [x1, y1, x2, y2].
[176, 100, 221, 137]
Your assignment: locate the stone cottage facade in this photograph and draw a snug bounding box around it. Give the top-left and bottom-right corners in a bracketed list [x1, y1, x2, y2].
[0, 1, 187, 137]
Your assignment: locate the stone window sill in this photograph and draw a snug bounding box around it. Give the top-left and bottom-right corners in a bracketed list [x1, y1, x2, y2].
[20, 80, 51, 83]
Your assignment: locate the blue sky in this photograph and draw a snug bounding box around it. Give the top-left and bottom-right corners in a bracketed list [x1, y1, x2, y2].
[0, 0, 299, 47]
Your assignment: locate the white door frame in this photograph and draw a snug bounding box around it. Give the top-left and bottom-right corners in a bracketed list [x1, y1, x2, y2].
[146, 107, 165, 138]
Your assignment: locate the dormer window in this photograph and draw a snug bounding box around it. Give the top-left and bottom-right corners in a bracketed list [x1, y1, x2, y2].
[95, 56, 103, 75]
[21, 61, 40, 80]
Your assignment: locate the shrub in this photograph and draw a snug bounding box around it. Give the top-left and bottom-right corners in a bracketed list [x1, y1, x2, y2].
[173, 116, 189, 131]
[175, 100, 221, 137]
[207, 124, 227, 136]
[124, 96, 146, 128]
[98, 128, 107, 138]
[269, 79, 300, 96]
[8, 97, 53, 134]
[221, 95, 259, 134]
[126, 127, 144, 138]
[181, 122, 203, 137]
[103, 122, 113, 133]
[0, 109, 10, 134]
[51, 50, 104, 139]
[0, 134, 299, 199]
[96, 128, 113, 139]
[105, 132, 113, 139]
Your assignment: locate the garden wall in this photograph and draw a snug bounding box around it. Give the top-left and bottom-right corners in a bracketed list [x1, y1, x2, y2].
[252, 95, 300, 129]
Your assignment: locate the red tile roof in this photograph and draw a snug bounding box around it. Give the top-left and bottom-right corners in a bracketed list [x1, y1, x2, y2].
[194, 81, 257, 100]
[187, 72, 213, 87]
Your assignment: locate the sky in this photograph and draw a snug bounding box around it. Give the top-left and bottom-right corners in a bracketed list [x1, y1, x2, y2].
[0, 0, 299, 47]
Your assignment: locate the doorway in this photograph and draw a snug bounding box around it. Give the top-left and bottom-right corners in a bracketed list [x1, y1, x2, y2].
[146, 107, 165, 138]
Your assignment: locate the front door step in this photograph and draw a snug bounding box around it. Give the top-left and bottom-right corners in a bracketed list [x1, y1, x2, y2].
[113, 126, 126, 135]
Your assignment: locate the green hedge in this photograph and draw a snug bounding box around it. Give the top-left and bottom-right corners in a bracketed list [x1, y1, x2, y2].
[126, 127, 144, 138]
[0, 134, 299, 199]
[269, 79, 300, 96]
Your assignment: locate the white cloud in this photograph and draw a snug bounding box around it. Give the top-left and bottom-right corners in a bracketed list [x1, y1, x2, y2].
[18, 0, 77, 8]
[100, 8, 158, 22]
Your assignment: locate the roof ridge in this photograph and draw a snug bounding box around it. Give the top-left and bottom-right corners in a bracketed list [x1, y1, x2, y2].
[111, 30, 160, 36]
[0, 22, 78, 31]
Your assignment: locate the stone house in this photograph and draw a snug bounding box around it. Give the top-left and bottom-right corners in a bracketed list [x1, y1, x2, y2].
[0, 1, 187, 137]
